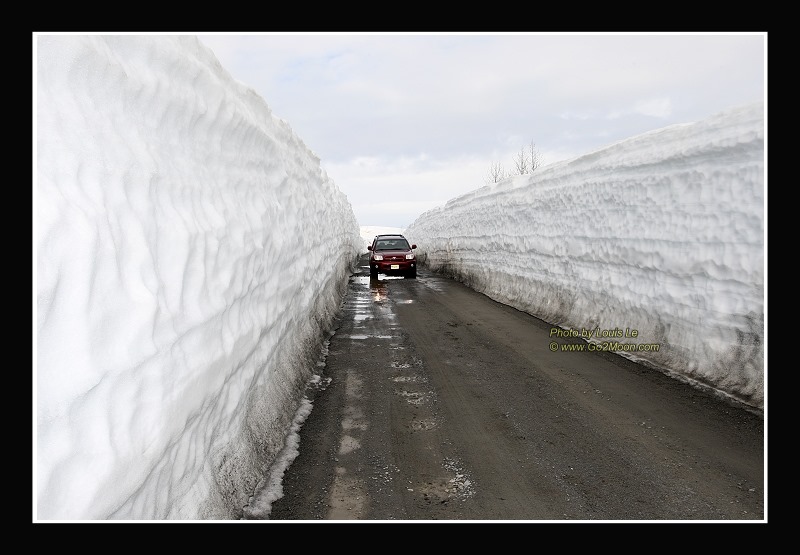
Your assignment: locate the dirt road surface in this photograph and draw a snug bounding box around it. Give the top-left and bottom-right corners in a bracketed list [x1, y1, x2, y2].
[267, 255, 765, 522]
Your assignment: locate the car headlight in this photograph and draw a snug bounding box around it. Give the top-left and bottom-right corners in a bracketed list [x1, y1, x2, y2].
[405, 254, 415, 259]
[374, 254, 384, 260]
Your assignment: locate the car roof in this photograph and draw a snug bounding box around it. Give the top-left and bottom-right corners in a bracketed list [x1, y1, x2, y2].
[374, 234, 406, 239]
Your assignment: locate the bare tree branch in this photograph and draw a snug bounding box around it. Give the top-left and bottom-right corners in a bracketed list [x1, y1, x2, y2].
[486, 161, 506, 184]
[512, 147, 528, 175]
[529, 141, 543, 172]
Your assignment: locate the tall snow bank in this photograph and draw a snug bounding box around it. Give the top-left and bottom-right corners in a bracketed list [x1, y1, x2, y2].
[405, 102, 764, 411]
[36, 35, 362, 519]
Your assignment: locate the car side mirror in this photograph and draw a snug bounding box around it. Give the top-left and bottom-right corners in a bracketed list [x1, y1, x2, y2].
[367, 245, 373, 251]
[411, 244, 417, 249]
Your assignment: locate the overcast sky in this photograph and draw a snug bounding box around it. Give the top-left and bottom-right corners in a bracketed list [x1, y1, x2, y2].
[194, 33, 764, 228]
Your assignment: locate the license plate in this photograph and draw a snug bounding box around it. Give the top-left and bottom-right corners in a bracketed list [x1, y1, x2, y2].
[390, 264, 400, 269]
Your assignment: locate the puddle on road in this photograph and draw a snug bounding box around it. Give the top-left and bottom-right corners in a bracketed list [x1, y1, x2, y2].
[371, 285, 389, 302]
[341, 271, 412, 339]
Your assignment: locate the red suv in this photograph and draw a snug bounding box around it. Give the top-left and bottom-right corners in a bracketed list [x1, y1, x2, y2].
[368, 234, 417, 279]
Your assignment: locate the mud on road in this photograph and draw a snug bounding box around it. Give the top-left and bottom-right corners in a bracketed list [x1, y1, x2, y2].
[266, 255, 765, 521]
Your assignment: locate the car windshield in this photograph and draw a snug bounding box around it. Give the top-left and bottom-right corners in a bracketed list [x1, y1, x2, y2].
[375, 238, 410, 251]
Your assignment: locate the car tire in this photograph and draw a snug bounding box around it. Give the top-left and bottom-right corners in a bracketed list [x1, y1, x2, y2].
[370, 267, 378, 279]
[406, 269, 417, 279]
